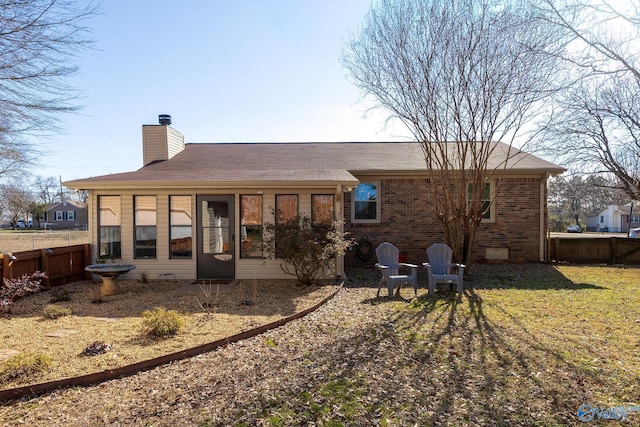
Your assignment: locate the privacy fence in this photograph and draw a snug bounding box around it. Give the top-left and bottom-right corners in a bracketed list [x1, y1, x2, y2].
[1, 244, 91, 288]
[549, 237, 640, 265]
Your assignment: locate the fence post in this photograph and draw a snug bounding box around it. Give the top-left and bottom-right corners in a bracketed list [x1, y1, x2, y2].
[83, 244, 92, 280]
[2, 253, 10, 281]
[40, 248, 51, 289]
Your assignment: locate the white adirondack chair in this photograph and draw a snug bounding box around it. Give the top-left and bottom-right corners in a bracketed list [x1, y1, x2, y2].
[423, 243, 465, 296]
[375, 242, 418, 297]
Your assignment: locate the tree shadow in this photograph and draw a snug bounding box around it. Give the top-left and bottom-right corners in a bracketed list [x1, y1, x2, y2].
[466, 263, 606, 290]
[259, 274, 619, 425]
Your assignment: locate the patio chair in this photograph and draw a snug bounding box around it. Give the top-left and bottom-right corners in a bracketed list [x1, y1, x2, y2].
[423, 243, 465, 296]
[375, 242, 418, 297]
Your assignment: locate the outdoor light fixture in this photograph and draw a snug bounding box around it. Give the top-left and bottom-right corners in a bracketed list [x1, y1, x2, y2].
[8, 254, 17, 261]
[45, 248, 53, 254]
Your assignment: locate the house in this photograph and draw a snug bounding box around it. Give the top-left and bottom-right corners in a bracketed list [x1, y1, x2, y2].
[63, 116, 565, 281]
[40, 200, 88, 230]
[586, 203, 639, 232]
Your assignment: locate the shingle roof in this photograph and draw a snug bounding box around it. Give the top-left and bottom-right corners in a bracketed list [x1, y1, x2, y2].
[64, 141, 565, 189]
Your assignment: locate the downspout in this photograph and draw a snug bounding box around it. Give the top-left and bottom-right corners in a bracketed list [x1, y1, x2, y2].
[540, 173, 549, 262]
[336, 185, 346, 279]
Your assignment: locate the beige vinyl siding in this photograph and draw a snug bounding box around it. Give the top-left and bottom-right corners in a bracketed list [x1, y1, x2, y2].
[166, 127, 185, 159]
[142, 126, 168, 166]
[88, 187, 342, 281]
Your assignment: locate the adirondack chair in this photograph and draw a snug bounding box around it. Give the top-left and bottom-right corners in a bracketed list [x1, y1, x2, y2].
[375, 242, 418, 297]
[423, 243, 465, 296]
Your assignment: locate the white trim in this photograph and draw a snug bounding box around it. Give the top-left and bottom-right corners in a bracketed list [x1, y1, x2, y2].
[351, 180, 381, 224]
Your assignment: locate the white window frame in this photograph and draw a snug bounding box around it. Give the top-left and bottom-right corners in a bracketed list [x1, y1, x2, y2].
[468, 180, 496, 223]
[67, 211, 76, 220]
[351, 180, 381, 224]
[55, 211, 64, 221]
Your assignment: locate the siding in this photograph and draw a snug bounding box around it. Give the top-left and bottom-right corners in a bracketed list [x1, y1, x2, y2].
[344, 175, 546, 265]
[142, 126, 168, 166]
[89, 187, 341, 281]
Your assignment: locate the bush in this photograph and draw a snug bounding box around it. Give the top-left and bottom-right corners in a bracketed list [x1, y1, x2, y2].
[42, 304, 72, 319]
[141, 307, 186, 338]
[0, 270, 48, 311]
[264, 213, 353, 286]
[0, 352, 52, 381]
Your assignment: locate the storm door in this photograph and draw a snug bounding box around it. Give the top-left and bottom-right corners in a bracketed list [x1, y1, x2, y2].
[196, 195, 235, 280]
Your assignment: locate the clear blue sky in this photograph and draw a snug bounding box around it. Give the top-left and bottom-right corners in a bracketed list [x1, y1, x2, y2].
[38, 1, 411, 182]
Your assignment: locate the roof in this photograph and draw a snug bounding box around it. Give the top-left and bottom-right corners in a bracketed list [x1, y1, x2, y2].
[46, 199, 87, 211]
[64, 141, 565, 190]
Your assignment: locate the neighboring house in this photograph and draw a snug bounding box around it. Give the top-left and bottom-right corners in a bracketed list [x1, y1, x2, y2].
[41, 200, 88, 230]
[64, 116, 565, 281]
[586, 203, 639, 233]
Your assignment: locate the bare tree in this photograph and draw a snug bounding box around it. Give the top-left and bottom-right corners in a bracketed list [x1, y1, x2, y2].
[343, 0, 562, 263]
[0, 0, 97, 178]
[1, 183, 35, 228]
[33, 176, 61, 204]
[535, 0, 640, 200]
[548, 174, 629, 231]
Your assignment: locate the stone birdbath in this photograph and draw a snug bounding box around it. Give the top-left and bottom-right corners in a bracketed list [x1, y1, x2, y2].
[85, 263, 136, 296]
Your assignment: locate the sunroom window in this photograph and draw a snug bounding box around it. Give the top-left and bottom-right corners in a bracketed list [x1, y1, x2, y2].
[98, 196, 121, 260]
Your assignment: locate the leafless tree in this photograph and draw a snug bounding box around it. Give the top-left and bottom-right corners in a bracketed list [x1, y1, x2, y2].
[535, 0, 640, 200]
[0, 0, 97, 178]
[33, 176, 61, 204]
[548, 174, 629, 231]
[0, 182, 35, 228]
[343, 0, 562, 264]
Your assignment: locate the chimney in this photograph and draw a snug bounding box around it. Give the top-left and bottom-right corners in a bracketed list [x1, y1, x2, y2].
[142, 114, 185, 166]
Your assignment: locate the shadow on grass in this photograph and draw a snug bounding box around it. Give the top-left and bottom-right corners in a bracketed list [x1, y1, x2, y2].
[250, 265, 622, 425]
[465, 263, 606, 290]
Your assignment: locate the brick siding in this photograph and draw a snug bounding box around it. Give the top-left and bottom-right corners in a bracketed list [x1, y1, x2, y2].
[344, 176, 546, 266]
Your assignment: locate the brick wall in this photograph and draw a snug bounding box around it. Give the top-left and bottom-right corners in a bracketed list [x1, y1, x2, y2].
[344, 176, 546, 266]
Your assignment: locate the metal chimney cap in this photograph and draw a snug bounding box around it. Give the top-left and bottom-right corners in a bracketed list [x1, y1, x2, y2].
[158, 114, 172, 125]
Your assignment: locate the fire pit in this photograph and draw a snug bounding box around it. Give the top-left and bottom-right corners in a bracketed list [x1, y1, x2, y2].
[85, 263, 136, 296]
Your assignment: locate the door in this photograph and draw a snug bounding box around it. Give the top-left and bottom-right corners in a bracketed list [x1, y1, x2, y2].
[196, 195, 235, 280]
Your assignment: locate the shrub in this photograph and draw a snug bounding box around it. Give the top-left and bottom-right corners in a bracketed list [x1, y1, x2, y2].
[263, 212, 353, 286]
[0, 270, 48, 311]
[42, 304, 72, 319]
[0, 352, 52, 381]
[141, 307, 186, 338]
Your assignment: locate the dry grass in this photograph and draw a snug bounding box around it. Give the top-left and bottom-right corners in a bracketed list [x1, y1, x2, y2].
[0, 278, 337, 390]
[1, 264, 639, 426]
[0, 230, 89, 253]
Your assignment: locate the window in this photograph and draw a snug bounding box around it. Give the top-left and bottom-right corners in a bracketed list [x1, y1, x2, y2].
[312, 194, 334, 225]
[352, 182, 379, 223]
[170, 195, 192, 258]
[240, 194, 263, 258]
[275, 194, 299, 223]
[134, 196, 157, 259]
[67, 211, 76, 221]
[55, 211, 63, 221]
[632, 214, 639, 223]
[98, 196, 121, 259]
[600, 216, 604, 223]
[468, 181, 494, 221]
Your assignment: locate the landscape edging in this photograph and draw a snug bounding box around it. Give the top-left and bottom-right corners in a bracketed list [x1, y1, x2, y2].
[0, 283, 343, 402]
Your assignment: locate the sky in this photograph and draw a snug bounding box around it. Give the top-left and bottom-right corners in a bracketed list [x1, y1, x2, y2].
[36, 1, 412, 183]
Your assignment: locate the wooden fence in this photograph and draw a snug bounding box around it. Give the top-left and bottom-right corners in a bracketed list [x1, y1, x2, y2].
[1, 244, 91, 288]
[549, 237, 640, 264]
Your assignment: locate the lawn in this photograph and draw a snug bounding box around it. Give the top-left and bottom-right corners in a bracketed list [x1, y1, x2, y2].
[1, 263, 639, 425]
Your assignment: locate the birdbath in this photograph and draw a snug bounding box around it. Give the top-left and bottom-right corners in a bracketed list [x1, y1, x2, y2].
[85, 263, 136, 296]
